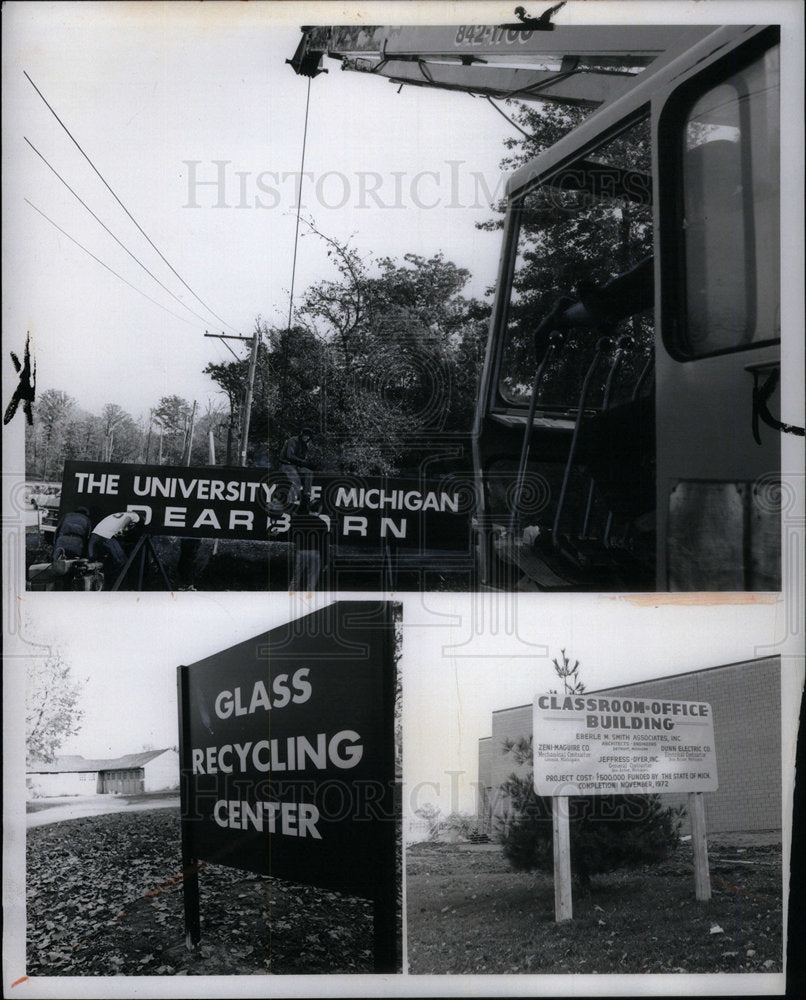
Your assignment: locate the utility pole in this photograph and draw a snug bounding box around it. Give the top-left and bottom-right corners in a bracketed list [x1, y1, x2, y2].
[183, 400, 198, 466]
[239, 330, 260, 467]
[204, 329, 260, 467]
[144, 409, 153, 463]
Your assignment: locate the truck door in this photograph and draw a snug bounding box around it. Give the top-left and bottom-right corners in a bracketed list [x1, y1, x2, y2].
[656, 29, 781, 590]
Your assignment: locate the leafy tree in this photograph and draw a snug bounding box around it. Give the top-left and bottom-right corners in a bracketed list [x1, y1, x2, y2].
[152, 394, 192, 465]
[62, 410, 104, 465]
[26, 394, 147, 476]
[497, 650, 682, 889]
[26, 654, 85, 765]
[203, 372, 239, 463]
[295, 223, 371, 368]
[204, 235, 490, 476]
[26, 389, 76, 479]
[259, 322, 322, 452]
[95, 403, 142, 463]
[290, 229, 491, 473]
[203, 355, 244, 465]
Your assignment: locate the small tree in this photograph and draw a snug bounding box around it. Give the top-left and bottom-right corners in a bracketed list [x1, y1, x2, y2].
[26, 654, 85, 765]
[498, 651, 683, 889]
[415, 802, 442, 842]
[443, 811, 475, 840]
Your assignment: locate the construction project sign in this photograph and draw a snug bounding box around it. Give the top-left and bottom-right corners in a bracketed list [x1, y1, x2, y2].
[533, 693, 718, 796]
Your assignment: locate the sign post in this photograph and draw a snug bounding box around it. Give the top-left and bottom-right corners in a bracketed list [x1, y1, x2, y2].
[551, 796, 573, 922]
[177, 601, 399, 971]
[176, 664, 200, 949]
[533, 692, 718, 921]
[689, 791, 711, 901]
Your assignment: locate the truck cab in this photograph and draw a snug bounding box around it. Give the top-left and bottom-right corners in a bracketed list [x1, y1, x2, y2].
[473, 25, 781, 590]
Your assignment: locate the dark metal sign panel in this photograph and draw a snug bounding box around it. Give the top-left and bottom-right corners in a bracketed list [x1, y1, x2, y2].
[60, 460, 472, 551]
[177, 602, 396, 900]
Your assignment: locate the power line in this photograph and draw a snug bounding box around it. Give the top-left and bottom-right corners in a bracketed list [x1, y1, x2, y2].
[25, 137, 213, 328]
[25, 198, 201, 329]
[205, 331, 241, 361]
[286, 75, 312, 332]
[24, 70, 240, 335]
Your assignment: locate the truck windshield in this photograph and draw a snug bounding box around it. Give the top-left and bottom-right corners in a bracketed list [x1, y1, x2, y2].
[498, 117, 654, 411]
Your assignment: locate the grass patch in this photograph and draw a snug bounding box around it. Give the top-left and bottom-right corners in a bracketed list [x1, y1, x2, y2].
[406, 841, 782, 975]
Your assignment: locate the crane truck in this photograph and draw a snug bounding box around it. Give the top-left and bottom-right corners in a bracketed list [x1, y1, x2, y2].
[290, 18, 788, 592]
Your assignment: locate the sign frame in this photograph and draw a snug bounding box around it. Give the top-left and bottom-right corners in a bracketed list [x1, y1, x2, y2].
[533, 691, 718, 922]
[177, 601, 399, 972]
[59, 459, 473, 553]
[532, 692, 718, 796]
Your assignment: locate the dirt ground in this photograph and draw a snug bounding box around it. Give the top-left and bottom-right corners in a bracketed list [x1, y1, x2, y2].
[406, 838, 784, 976]
[25, 808, 391, 976]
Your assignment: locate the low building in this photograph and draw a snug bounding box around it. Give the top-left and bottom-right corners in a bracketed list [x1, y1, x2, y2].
[27, 747, 180, 798]
[478, 656, 781, 837]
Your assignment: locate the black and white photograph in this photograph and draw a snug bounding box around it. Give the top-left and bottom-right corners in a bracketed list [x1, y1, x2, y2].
[16, 597, 402, 978]
[4, 2, 800, 594]
[401, 595, 791, 978]
[2, 1, 804, 998]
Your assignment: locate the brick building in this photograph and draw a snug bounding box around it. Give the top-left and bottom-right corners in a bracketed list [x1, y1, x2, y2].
[477, 656, 781, 837]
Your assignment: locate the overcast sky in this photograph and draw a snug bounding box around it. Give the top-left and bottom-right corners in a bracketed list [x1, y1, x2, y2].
[3, 1, 521, 421]
[8, 1, 795, 424]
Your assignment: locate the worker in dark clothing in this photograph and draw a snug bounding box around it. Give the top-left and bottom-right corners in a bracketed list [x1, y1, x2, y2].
[53, 506, 92, 560]
[176, 537, 202, 590]
[288, 501, 331, 591]
[280, 427, 315, 504]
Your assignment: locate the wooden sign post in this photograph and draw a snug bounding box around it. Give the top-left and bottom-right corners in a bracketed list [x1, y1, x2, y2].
[533, 692, 719, 922]
[689, 790, 711, 901]
[552, 795, 573, 921]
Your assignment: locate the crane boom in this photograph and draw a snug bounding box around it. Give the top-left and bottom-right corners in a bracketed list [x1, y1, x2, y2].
[289, 23, 713, 107]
